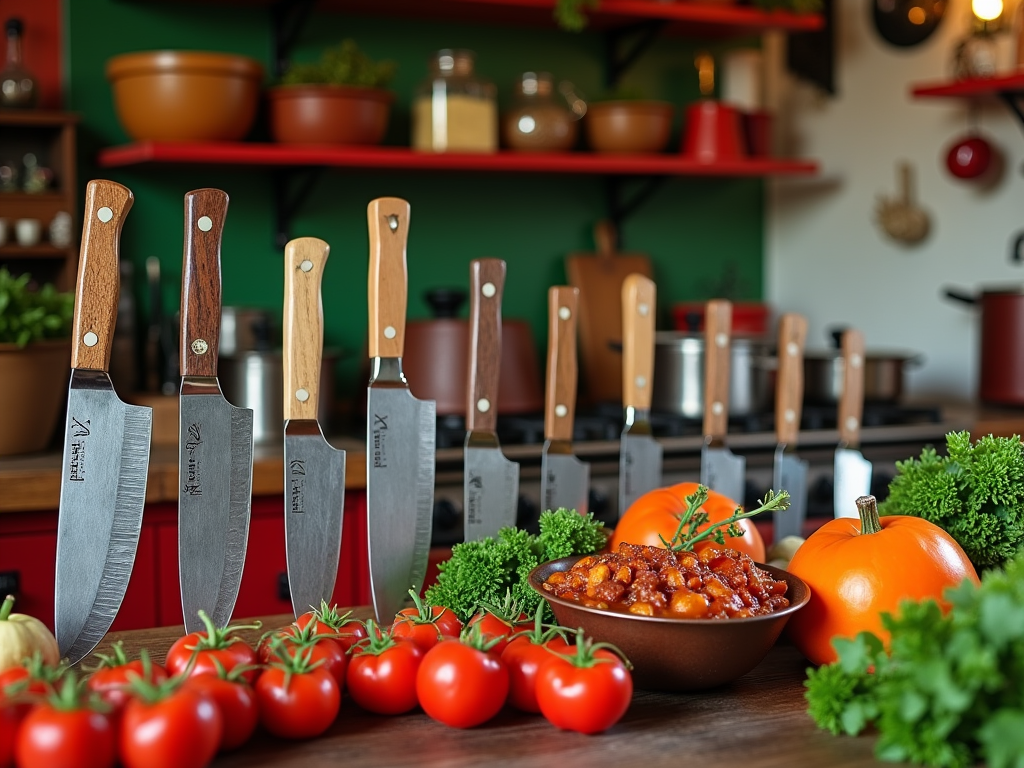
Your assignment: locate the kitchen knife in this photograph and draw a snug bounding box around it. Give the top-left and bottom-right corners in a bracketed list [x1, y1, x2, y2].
[700, 299, 746, 505]
[618, 273, 662, 518]
[834, 329, 872, 519]
[464, 258, 520, 541]
[772, 313, 809, 542]
[178, 188, 254, 633]
[283, 237, 346, 616]
[540, 286, 590, 514]
[55, 179, 153, 665]
[366, 197, 436, 623]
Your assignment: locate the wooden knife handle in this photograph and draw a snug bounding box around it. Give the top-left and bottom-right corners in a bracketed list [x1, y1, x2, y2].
[838, 329, 866, 447]
[71, 180, 133, 372]
[180, 188, 228, 378]
[367, 197, 410, 359]
[703, 299, 732, 440]
[466, 258, 506, 432]
[621, 274, 656, 411]
[544, 286, 580, 442]
[775, 313, 808, 445]
[283, 237, 329, 421]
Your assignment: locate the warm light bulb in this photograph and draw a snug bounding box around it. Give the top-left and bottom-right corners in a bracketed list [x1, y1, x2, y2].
[972, 0, 1002, 21]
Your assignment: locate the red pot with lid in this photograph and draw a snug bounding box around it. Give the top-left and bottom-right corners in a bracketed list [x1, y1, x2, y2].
[945, 284, 1024, 404]
[402, 288, 543, 416]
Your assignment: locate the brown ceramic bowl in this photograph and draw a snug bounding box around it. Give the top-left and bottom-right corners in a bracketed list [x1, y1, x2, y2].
[584, 100, 673, 153]
[268, 84, 393, 145]
[528, 556, 810, 691]
[106, 51, 263, 142]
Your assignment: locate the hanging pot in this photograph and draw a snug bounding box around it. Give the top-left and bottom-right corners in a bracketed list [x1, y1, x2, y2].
[945, 285, 1024, 405]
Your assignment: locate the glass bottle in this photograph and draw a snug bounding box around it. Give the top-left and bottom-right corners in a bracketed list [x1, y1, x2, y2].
[412, 50, 497, 153]
[1, 18, 38, 108]
[502, 72, 586, 152]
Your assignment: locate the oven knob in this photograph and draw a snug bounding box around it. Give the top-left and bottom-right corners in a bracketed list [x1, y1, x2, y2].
[433, 498, 460, 531]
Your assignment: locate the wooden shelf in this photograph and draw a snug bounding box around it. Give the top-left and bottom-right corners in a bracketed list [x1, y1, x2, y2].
[98, 142, 819, 177]
[0, 192, 66, 204]
[0, 244, 72, 259]
[0, 110, 79, 127]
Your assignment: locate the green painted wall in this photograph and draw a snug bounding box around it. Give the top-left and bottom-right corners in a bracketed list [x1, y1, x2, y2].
[66, 0, 765, 402]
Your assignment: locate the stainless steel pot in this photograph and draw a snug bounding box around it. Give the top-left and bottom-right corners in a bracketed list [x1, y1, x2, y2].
[220, 349, 339, 444]
[651, 332, 774, 417]
[802, 330, 920, 404]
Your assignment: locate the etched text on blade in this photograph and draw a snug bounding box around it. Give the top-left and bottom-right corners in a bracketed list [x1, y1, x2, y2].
[56, 375, 152, 662]
[464, 448, 520, 539]
[701, 447, 745, 508]
[619, 435, 662, 514]
[541, 453, 590, 514]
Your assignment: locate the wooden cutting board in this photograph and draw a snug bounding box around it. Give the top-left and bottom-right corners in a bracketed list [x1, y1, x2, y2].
[566, 221, 653, 405]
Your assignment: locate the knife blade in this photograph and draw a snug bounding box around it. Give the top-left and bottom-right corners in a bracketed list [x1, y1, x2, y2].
[464, 258, 519, 542]
[178, 188, 254, 633]
[55, 179, 153, 665]
[618, 273, 661, 518]
[283, 237, 346, 616]
[366, 197, 436, 623]
[834, 328, 872, 519]
[700, 299, 746, 505]
[541, 286, 589, 515]
[772, 313, 809, 542]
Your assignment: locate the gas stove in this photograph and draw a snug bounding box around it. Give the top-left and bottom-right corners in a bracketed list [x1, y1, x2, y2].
[429, 402, 969, 547]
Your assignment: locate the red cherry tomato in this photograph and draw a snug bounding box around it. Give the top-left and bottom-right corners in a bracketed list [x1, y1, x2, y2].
[392, 597, 463, 654]
[500, 635, 571, 713]
[182, 675, 258, 752]
[258, 627, 347, 689]
[165, 612, 259, 684]
[15, 704, 115, 768]
[294, 603, 369, 652]
[468, 609, 531, 655]
[535, 649, 632, 734]
[1, 702, 19, 768]
[347, 632, 424, 716]
[119, 686, 222, 768]
[416, 637, 509, 728]
[255, 666, 340, 740]
[0, 659, 62, 721]
[87, 649, 168, 714]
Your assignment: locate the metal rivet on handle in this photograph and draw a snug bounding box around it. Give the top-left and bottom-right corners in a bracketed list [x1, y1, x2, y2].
[191, 339, 209, 355]
[555, 404, 568, 418]
[387, 214, 399, 232]
[383, 326, 397, 340]
[635, 376, 647, 389]
[715, 333, 728, 348]
[295, 388, 310, 403]
[712, 401, 724, 416]
[638, 303, 649, 317]
[299, 260, 314, 273]
[97, 207, 113, 223]
[786, 342, 799, 357]
[785, 408, 796, 423]
[83, 331, 98, 347]
[846, 416, 859, 432]
[197, 216, 213, 232]
[477, 398, 491, 413]
[558, 306, 571, 321]
[850, 353, 863, 369]
[482, 282, 496, 298]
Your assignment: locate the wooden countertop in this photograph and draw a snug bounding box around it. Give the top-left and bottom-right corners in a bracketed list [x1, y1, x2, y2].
[0, 438, 366, 514]
[92, 612, 888, 768]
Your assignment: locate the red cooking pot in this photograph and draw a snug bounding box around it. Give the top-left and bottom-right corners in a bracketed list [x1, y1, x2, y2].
[945, 285, 1024, 405]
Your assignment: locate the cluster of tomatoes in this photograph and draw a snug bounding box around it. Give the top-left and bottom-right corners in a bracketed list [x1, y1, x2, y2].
[0, 596, 633, 768]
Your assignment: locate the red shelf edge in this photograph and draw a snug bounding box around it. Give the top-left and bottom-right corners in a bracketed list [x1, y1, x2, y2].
[911, 72, 1024, 98]
[97, 142, 819, 177]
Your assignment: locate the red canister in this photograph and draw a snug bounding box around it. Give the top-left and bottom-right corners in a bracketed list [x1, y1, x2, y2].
[946, 286, 1024, 404]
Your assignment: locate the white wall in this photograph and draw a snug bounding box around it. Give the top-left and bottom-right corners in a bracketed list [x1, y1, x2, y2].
[766, 0, 1024, 404]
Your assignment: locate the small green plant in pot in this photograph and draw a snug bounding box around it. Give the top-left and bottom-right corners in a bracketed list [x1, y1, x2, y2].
[0, 268, 75, 456]
[268, 39, 398, 146]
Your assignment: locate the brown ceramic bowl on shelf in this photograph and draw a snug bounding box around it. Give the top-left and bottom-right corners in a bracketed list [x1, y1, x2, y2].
[106, 51, 263, 142]
[268, 85, 393, 145]
[584, 100, 673, 153]
[528, 555, 810, 692]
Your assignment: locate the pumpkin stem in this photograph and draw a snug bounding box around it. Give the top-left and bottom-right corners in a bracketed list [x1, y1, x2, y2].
[856, 495, 883, 535]
[0, 595, 13, 622]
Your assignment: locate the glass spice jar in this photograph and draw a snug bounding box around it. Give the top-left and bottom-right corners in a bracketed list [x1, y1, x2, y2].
[502, 72, 586, 152]
[412, 49, 497, 153]
[1, 18, 38, 108]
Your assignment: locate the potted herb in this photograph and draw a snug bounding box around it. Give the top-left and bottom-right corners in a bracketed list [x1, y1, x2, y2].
[267, 39, 397, 146]
[0, 268, 74, 456]
[584, 87, 674, 154]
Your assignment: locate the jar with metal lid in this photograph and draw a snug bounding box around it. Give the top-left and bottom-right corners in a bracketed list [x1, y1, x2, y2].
[412, 49, 497, 153]
[502, 71, 586, 152]
[1, 18, 38, 108]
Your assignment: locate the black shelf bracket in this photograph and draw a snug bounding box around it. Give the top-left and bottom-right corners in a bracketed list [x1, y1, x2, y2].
[998, 91, 1024, 138]
[604, 20, 668, 89]
[605, 175, 670, 246]
[270, 0, 317, 78]
[272, 167, 323, 249]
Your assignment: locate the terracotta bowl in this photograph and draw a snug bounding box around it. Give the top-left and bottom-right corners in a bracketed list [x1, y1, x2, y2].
[0, 340, 70, 456]
[528, 555, 810, 691]
[268, 85, 393, 145]
[584, 100, 674, 153]
[106, 51, 264, 142]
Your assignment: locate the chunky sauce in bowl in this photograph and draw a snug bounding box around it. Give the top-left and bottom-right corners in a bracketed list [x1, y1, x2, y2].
[542, 542, 790, 619]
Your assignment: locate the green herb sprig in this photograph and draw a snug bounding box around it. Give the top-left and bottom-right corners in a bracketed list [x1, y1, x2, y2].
[0, 268, 74, 347]
[280, 39, 396, 89]
[660, 484, 790, 551]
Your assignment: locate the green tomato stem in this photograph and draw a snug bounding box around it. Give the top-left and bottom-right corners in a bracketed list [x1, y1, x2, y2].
[0, 595, 14, 622]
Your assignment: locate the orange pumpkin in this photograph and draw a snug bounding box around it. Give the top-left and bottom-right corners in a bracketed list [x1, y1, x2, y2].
[785, 495, 980, 666]
[611, 482, 766, 562]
